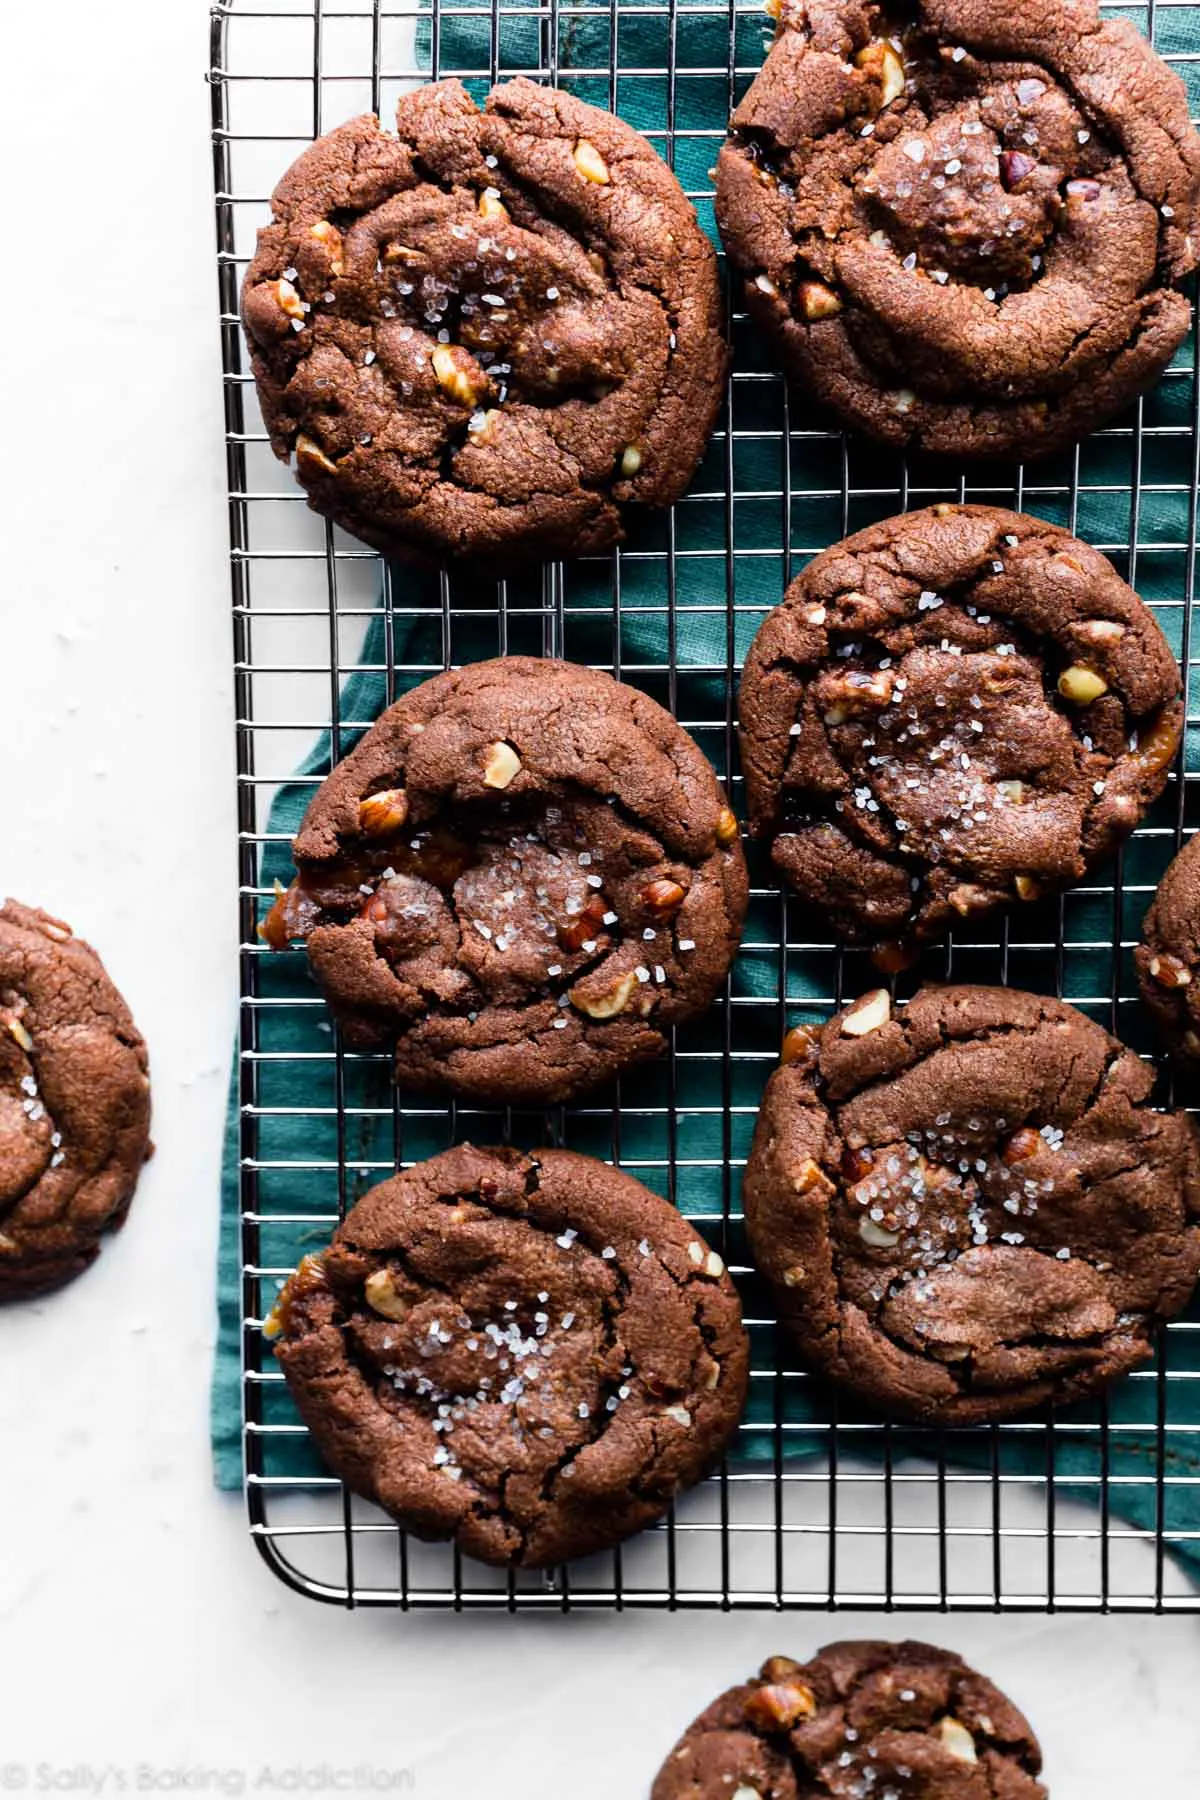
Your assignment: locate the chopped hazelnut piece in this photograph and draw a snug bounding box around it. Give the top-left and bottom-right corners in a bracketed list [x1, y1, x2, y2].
[431, 344, 486, 407]
[308, 220, 344, 274]
[3, 1013, 33, 1052]
[1137, 710, 1181, 775]
[572, 138, 611, 184]
[482, 741, 522, 789]
[780, 1024, 820, 1067]
[1077, 619, 1126, 646]
[744, 1681, 818, 1731]
[295, 433, 338, 477]
[1150, 952, 1192, 990]
[1057, 664, 1109, 704]
[936, 1718, 978, 1763]
[995, 779, 1027, 804]
[358, 788, 409, 837]
[273, 277, 305, 320]
[641, 878, 686, 918]
[823, 669, 894, 717]
[570, 969, 639, 1020]
[840, 989, 890, 1037]
[872, 938, 917, 975]
[365, 1269, 410, 1321]
[855, 40, 906, 108]
[1001, 1126, 1041, 1165]
[798, 280, 843, 320]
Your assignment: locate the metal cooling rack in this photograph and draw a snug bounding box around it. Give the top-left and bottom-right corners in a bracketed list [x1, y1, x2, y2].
[212, 0, 1200, 1610]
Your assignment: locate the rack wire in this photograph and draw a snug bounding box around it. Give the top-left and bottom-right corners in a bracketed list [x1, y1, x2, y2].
[212, 0, 1200, 1610]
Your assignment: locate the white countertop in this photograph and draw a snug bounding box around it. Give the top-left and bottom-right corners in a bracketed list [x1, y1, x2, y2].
[1, 2, 1198, 1790]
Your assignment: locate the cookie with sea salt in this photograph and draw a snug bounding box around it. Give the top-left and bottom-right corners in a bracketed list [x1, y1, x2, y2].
[737, 504, 1182, 951]
[241, 77, 727, 566]
[268, 1144, 749, 1567]
[262, 655, 748, 1104]
[0, 899, 151, 1300]
[1136, 831, 1200, 1066]
[743, 984, 1200, 1425]
[652, 1640, 1046, 1800]
[715, 0, 1200, 460]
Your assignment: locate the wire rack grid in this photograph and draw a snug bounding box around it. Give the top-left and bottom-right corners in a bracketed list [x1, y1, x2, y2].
[212, 0, 1200, 1611]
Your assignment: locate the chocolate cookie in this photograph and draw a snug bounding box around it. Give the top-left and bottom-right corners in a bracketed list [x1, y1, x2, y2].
[744, 984, 1200, 1424]
[268, 1144, 749, 1567]
[652, 1641, 1046, 1800]
[242, 77, 727, 566]
[1135, 832, 1200, 1066]
[0, 900, 151, 1300]
[715, 0, 1200, 459]
[737, 505, 1182, 949]
[263, 656, 748, 1103]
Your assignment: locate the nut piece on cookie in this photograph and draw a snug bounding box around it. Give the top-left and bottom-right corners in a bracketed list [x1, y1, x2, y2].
[570, 969, 639, 1020]
[937, 1718, 978, 1763]
[743, 1681, 817, 1730]
[358, 788, 410, 836]
[572, 138, 611, 184]
[1136, 832, 1200, 1064]
[295, 433, 337, 477]
[481, 741, 522, 789]
[841, 989, 890, 1037]
[431, 344, 487, 408]
[1057, 665, 1109, 704]
[652, 1641, 1047, 1800]
[855, 40, 906, 109]
[364, 1268, 410, 1320]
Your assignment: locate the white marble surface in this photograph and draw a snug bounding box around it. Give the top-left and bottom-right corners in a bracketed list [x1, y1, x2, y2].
[1, 0, 1198, 1792]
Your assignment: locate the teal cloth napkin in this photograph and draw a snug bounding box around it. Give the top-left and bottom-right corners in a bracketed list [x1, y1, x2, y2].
[214, 0, 1200, 1585]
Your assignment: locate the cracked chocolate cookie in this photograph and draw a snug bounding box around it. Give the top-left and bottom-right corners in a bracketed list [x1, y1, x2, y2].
[263, 656, 748, 1103]
[715, 0, 1200, 460]
[652, 1640, 1046, 1800]
[1136, 831, 1200, 1067]
[737, 505, 1182, 950]
[268, 1144, 749, 1566]
[242, 77, 727, 566]
[744, 984, 1200, 1424]
[0, 900, 151, 1300]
